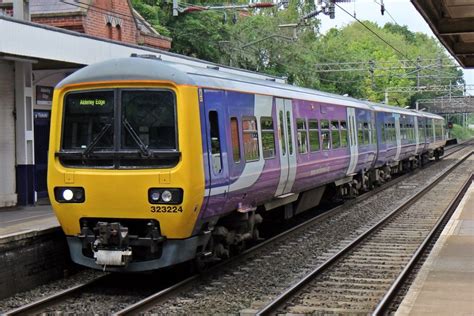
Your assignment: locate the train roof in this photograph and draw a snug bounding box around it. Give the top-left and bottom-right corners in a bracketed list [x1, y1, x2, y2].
[57, 57, 442, 119]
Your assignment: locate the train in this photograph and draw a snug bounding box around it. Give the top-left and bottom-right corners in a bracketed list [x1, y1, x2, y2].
[47, 56, 446, 272]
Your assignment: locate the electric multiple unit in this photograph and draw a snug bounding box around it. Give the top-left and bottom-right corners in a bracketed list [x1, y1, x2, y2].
[47, 57, 446, 272]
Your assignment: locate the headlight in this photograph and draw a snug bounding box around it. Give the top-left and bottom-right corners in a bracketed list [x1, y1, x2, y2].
[148, 188, 183, 204]
[62, 189, 74, 201]
[150, 191, 161, 202]
[161, 190, 172, 202]
[54, 187, 85, 203]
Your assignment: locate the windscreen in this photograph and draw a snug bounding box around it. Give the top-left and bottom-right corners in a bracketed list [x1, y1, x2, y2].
[121, 90, 176, 150]
[63, 90, 114, 151]
[59, 89, 179, 168]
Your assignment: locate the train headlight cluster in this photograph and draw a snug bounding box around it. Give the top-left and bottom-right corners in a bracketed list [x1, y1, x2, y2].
[148, 188, 183, 204]
[54, 187, 85, 203]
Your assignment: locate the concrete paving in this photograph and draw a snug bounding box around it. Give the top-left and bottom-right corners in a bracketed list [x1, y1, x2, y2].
[396, 182, 474, 315]
[0, 204, 59, 241]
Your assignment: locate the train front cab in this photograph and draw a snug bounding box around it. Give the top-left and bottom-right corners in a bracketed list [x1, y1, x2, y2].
[47, 81, 209, 272]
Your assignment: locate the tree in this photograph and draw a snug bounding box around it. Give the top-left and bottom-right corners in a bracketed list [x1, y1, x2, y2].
[131, 1, 464, 107]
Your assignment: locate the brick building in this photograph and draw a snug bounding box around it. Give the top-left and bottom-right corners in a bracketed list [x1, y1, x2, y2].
[1, 0, 172, 50]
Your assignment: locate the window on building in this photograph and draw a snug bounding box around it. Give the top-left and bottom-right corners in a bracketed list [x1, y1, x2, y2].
[107, 22, 112, 39]
[296, 118, 308, 154]
[261, 116, 276, 159]
[230, 117, 240, 163]
[243, 117, 259, 161]
[116, 25, 122, 41]
[308, 119, 320, 152]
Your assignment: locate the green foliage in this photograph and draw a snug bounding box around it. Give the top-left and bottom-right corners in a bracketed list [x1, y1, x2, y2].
[167, 10, 230, 60]
[450, 124, 474, 140]
[131, 0, 172, 36]
[131, 0, 464, 107]
[315, 21, 463, 106]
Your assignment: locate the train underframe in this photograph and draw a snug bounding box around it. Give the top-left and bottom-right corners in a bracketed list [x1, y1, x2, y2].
[199, 147, 445, 266]
[73, 147, 445, 271]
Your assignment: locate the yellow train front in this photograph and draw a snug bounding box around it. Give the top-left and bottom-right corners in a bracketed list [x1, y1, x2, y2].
[48, 57, 207, 272]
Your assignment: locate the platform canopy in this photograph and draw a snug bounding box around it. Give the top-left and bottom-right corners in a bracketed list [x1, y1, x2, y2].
[411, 0, 474, 68]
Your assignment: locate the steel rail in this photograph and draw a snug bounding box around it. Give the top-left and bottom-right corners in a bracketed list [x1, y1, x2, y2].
[113, 145, 469, 315]
[8, 142, 465, 315]
[256, 150, 473, 315]
[373, 173, 474, 315]
[3, 275, 110, 316]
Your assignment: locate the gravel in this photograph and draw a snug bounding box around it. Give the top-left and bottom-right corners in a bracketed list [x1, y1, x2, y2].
[1, 145, 471, 315]
[279, 153, 474, 314]
[0, 269, 105, 313]
[142, 147, 473, 315]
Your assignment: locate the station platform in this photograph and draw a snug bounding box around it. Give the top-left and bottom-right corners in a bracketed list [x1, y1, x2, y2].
[0, 204, 67, 299]
[396, 181, 474, 315]
[0, 203, 59, 242]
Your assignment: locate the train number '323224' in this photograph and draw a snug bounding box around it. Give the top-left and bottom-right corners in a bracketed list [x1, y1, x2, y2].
[150, 205, 183, 213]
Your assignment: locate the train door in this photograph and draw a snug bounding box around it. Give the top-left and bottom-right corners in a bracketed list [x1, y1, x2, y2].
[414, 116, 420, 154]
[394, 114, 401, 161]
[346, 107, 358, 175]
[202, 90, 229, 214]
[275, 98, 297, 196]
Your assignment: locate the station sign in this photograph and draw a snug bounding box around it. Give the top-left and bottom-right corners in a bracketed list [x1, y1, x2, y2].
[36, 85, 54, 105]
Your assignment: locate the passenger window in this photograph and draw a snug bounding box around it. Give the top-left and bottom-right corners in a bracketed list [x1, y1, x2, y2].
[358, 122, 364, 145]
[209, 111, 222, 174]
[243, 117, 260, 161]
[297, 119, 308, 154]
[382, 124, 386, 143]
[331, 120, 340, 149]
[286, 111, 293, 155]
[308, 119, 320, 152]
[363, 122, 370, 145]
[230, 118, 240, 163]
[340, 121, 348, 147]
[279, 111, 286, 156]
[371, 122, 376, 144]
[321, 119, 330, 150]
[261, 117, 276, 159]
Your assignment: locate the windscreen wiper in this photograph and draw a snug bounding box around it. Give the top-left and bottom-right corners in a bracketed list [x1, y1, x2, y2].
[122, 118, 150, 157]
[82, 123, 112, 157]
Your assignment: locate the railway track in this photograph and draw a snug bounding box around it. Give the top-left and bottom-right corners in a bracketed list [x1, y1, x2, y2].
[257, 152, 473, 315]
[2, 142, 471, 315]
[113, 146, 473, 315]
[3, 275, 110, 316]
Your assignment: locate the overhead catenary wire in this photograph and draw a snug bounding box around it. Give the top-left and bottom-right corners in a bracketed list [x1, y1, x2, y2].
[334, 2, 409, 60]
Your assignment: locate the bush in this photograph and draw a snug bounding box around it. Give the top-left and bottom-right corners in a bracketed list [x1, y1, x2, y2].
[449, 124, 474, 140]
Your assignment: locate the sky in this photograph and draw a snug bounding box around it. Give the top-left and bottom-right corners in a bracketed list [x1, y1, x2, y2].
[316, 0, 474, 90]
